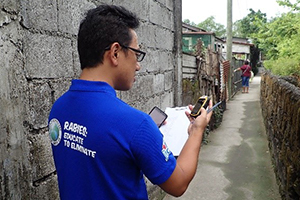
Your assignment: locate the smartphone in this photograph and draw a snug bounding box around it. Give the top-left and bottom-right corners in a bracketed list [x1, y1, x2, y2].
[190, 96, 210, 118]
[149, 106, 168, 128]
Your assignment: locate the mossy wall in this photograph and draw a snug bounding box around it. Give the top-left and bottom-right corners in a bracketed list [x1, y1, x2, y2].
[260, 72, 300, 200]
[182, 79, 202, 106]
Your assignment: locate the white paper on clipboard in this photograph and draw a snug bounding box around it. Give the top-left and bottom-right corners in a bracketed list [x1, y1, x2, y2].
[159, 106, 190, 156]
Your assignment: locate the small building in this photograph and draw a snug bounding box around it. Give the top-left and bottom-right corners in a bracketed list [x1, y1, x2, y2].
[182, 32, 225, 54]
[182, 32, 225, 55]
[182, 23, 225, 55]
[182, 22, 207, 32]
[222, 37, 254, 60]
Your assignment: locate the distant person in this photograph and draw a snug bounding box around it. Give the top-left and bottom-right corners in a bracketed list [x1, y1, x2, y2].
[48, 4, 212, 200]
[234, 60, 252, 93]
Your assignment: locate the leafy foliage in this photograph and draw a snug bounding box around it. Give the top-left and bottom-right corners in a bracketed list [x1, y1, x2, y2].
[183, 19, 197, 27]
[196, 16, 226, 37]
[233, 9, 267, 40]
[264, 58, 300, 76]
[183, 16, 226, 37]
[254, 11, 300, 76]
[277, 0, 300, 11]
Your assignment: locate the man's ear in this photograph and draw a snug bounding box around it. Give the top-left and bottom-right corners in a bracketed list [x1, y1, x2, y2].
[109, 42, 121, 65]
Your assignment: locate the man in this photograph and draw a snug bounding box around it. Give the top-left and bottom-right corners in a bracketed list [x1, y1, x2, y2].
[48, 4, 212, 200]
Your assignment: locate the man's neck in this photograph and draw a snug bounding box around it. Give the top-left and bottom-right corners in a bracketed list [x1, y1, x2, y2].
[79, 65, 115, 88]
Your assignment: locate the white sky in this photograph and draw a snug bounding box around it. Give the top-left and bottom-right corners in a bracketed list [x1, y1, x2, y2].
[182, 0, 293, 26]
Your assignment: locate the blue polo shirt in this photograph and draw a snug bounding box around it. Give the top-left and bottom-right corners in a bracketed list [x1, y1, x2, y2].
[48, 80, 176, 200]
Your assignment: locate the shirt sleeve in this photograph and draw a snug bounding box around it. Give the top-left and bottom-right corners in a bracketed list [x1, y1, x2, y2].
[130, 115, 176, 185]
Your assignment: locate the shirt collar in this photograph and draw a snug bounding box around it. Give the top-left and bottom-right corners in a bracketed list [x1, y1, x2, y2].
[69, 79, 116, 97]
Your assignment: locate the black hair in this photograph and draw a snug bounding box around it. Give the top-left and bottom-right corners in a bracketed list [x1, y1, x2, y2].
[77, 4, 140, 69]
[244, 60, 249, 65]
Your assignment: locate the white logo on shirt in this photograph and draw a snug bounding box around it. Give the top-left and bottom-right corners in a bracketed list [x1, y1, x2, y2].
[49, 118, 62, 146]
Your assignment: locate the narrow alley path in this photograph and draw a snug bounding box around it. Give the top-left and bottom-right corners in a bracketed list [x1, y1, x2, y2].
[164, 76, 281, 200]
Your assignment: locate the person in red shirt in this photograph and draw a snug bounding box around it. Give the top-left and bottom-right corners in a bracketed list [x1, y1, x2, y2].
[234, 60, 252, 93]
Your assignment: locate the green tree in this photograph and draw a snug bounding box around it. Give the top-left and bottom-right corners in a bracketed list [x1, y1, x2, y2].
[183, 19, 197, 27]
[233, 9, 267, 39]
[197, 16, 226, 37]
[255, 12, 300, 76]
[255, 12, 299, 59]
[277, 0, 300, 10]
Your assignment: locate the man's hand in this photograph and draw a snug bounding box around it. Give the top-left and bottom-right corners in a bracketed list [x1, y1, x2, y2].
[159, 100, 213, 197]
[185, 100, 213, 136]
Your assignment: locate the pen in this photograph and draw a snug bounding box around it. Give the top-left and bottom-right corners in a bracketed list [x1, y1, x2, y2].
[207, 101, 222, 113]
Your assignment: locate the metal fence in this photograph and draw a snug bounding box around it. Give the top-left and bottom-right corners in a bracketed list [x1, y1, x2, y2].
[231, 58, 244, 97]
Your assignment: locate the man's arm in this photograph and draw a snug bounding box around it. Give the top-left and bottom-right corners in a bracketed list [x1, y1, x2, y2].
[158, 103, 212, 197]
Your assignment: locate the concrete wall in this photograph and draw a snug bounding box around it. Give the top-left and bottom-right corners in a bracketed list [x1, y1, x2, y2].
[0, 0, 181, 199]
[260, 72, 300, 200]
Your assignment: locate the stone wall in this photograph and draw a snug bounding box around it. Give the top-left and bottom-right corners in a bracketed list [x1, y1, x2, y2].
[260, 72, 300, 200]
[0, 0, 181, 199]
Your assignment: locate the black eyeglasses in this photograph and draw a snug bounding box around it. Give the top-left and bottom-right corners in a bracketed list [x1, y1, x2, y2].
[104, 43, 146, 62]
[120, 44, 146, 62]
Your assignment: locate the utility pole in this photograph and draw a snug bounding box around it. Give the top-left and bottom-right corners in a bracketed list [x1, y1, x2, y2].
[226, 0, 233, 99]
